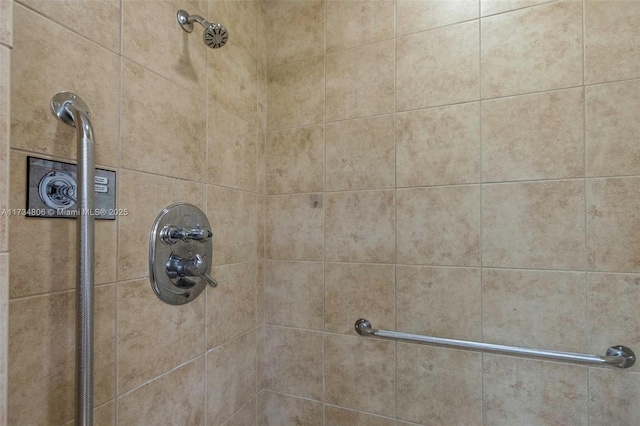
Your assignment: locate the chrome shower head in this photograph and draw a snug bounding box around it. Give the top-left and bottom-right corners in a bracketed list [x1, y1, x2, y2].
[203, 23, 228, 49]
[177, 9, 229, 49]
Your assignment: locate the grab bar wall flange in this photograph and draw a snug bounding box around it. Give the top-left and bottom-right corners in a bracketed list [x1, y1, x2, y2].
[355, 319, 636, 369]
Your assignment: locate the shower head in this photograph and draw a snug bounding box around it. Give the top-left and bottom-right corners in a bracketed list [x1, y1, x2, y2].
[203, 23, 228, 49]
[177, 10, 229, 49]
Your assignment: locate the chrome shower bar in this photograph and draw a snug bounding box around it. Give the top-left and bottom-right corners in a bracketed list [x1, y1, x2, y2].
[355, 319, 636, 369]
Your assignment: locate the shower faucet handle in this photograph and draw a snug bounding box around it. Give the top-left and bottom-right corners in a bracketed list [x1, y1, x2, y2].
[166, 253, 217, 287]
[160, 225, 212, 244]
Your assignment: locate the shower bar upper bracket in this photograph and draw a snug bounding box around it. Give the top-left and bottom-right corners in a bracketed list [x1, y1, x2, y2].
[355, 319, 636, 369]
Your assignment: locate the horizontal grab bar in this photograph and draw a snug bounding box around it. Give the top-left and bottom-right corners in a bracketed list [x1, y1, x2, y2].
[355, 319, 636, 369]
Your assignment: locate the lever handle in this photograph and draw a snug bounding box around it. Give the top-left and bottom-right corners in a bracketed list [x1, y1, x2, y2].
[161, 225, 212, 244]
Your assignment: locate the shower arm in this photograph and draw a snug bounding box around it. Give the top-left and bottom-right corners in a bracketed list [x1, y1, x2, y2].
[51, 92, 95, 426]
[177, 10, 211, 33]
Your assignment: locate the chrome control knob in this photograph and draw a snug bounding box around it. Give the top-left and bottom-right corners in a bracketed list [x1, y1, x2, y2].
[166, 253, 217, 287]
[160, 225, 212, 244]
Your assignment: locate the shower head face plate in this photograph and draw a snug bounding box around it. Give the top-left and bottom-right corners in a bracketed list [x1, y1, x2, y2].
[203, 24, 228, 48]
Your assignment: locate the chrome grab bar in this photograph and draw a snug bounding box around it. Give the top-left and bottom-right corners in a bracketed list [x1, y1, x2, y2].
[355, 319, 636, 369]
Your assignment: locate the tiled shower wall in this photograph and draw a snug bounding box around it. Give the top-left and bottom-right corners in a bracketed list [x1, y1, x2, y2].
[262, 0, 640, 424]
[6, 0, 266, 424]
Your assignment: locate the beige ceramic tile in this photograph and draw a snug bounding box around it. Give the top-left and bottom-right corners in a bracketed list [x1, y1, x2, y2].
[121, 59, 206, 182]
[263, 325, 323, 400]
[256, 324, 264, 391]
[210, 0, 258, 58]
[209, 105, 257, 191]
[9, 151, 117, 297]
[8, 286, 115, 425]
[207, 262, 256, 349]
[0, 254, 6, 423]
[117, 279, 205, 393]
[324, 333, 395, 416]
[326, 0, 395, 52]
[118, 169, 205, 281]
[0, 0, 11, 47]
[483, 88, 584, 182]
[62, 401, 116, 426]
[396, 266, 481, 340]
[267, 56, 324, 130]
[397, 21, 479, 110]
[257, 260, 264, 324]
[266, 125, 324, 194]
[207, 185, 257, 265]
[396, 102, 480, 187]
[265, 194, 324, 261]
[266, 1, 324, 66]
[483, 355, 588, 425]
[325, 263, 394, 335]
[19, 0, 120, 52]
[11, 5, 119, 167]
[483, 180, 585, 270]
[257, 129, 266, 194]
[481, 0, 552, 16]
[208, 40, 258, 124]
[397, 343, 482, 425]
[264, 260, 324, 330]
[481, 1, 583, 98]
[257, 1, 268, 67]
[207, 329, 257, 426]
[118, 358, 204, 426]
[587, 177, 640, 272]
[588, 273, 640, 355]
[122, 0, 207, 94]
[586, 80, 640, 177]
[326, 40, 394, 122]
[397, 0, 479, 35]
[325, 190, 395, 263]
[223, 398, 256, 426]
[258, 62, 267, 129]
[326, 115, 395, 191]
[585, 0, 640, 84]
[589, 368, 640, 425]
[257, 196, 265, 260]
[483, 269, 587, 352]
[0, 46, 9, 251]
[396, 186, 481, 266]
[324, 405, 395, 426]
[258, 391, 323, 426]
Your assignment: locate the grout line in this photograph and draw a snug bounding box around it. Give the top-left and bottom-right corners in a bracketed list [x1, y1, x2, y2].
[322, 2, 327, 423]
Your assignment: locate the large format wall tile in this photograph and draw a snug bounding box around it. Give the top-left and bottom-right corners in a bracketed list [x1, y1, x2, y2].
[326, 40, 394, 122]
[263, 326, 323, 400]
[483, 180, 585, 270]
[589, 368, 640, 426]
[324, 333, 395, 417]
[0, 0, 11, 47]
[210, 0, 258, 59]
[396, 266, 481, 340]
[325, 263, 394, 336]
[397, 21, 479, 110]
[122, 0, 207, 94]
[121, 59, 206, 182]
[482, 1, 582, 98]
[118, 169, 205, 281]
[264, 260, 324, 330]
[397, 343, 482, 425]
[325, 405, 395, 426]
[397, 185, 481, 266]
[482, 88, 584, 182]
[585, 0, 640, 84]
[209, 105, 257, 191]
[326, 115, 395, 191]
[266, 0, 324, 66]
[8, 286, 115, 425]
[117, 279, 204, 394]
[258, 391, 323, 426]
[0, 46, 7, 251]
[19, 0, 120, 52]
[587, 177, 640, 272]
[483, 355, 588, 425]
[481, 0, 551, 16]
[117, 358, 204, 426]
[267, 56, 324, 130]
[11, 5, 120, 167]
[266, 125, 324, 194]
[396, 102, 480, 187]
[207, 262, 257, 349]
[325, 190, 395, 263]
[397, 0, 479, 36]
[207, 330, 257, 426]
[223, 397, 256, 426]
[586, 80, 640, 177]
[326, 0, 394, 52]
[483, 269, 587, 352]
[265, 194, 324, 261]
